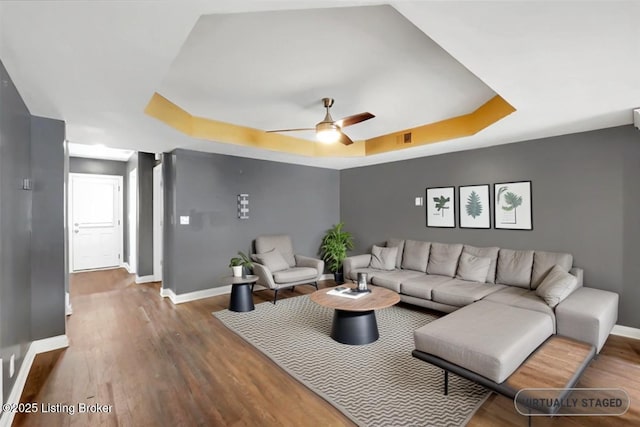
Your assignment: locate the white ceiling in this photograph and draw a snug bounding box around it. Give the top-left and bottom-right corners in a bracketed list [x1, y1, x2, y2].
[1, 1, 639, 170]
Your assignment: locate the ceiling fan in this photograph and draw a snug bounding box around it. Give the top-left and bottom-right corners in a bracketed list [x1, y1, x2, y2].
[266, 98, 374, 145]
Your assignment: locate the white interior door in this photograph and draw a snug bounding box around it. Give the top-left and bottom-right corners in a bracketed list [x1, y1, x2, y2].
[128, 168, 137, 274]
[153, 164, 163, 283]
[70, 173, 123, 271]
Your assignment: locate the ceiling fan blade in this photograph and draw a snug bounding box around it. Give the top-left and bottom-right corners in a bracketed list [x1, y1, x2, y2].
[266, 128, 315, 133]
[338, 132, 354, 146]
[336, 112, 375, 128]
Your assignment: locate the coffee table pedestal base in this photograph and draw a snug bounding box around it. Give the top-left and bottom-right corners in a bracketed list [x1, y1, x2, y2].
[331, 309, 379, 345]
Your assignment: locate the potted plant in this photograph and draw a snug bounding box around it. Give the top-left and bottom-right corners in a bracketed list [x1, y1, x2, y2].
[320, 222, 354, 284]
[229, 251, 253, 277]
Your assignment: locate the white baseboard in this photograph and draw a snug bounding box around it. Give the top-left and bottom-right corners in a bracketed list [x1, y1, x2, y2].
[121, 262, 133, 274]
[612, 324, 640, 340]
[320, 273, 334, 281]
[164, 285, 233, 304]
[0, 335, 69, 427]
[160, 287, 173, 299]
[135, 275, 155, 284]
[65, 291, 72, 316]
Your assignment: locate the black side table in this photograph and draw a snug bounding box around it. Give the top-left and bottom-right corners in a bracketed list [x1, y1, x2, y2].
[222, 275, 259, 312]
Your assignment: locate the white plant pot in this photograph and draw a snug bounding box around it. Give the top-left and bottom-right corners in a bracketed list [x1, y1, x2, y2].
[232, 266, 243, 277]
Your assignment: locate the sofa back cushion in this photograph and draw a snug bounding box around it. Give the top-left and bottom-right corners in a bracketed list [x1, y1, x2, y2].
[370, 245, 398, 271]
[427, 242, 464, 277]
[462, 245, 500, 283]
[401, 240, 431, 272]
[496, 249, 534, 288]
[386, 238, 405, 269]
[531, 251, 573, 290]
[456, 252, 492, 283]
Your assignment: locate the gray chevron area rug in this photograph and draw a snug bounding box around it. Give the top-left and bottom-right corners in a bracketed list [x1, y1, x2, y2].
[214, 295, 489, 427]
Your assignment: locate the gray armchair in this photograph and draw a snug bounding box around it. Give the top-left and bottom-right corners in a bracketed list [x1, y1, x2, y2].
[251, 234, 324, 304]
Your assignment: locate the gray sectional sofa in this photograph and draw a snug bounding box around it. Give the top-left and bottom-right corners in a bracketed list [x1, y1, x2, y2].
[343, 239, 618, 384]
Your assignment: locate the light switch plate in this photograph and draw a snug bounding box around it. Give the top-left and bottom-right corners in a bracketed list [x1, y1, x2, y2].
[415, 197, 424, 206]
[179, 216, 190, 225]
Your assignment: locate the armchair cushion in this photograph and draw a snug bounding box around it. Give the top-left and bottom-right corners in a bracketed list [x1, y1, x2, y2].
[253, 248, 289, 273]
[273, 267, 318, 284]
[256, 234, 296, 267]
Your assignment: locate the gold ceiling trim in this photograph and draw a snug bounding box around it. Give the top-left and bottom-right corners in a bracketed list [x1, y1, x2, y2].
[144, 92, 514, 158]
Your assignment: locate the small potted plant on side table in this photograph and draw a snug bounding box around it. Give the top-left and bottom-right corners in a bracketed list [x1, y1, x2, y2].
[320, 222, 354, 284]
[229, 251, 253, 277]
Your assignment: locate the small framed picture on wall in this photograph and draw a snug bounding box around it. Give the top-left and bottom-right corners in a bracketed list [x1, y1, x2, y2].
[459, 184, 491, 229]
[494, 181, 533, 230]
[426, 186, 455, 228]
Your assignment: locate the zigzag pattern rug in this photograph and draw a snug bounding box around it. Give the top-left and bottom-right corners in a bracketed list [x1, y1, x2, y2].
[214, 295, 489, 426]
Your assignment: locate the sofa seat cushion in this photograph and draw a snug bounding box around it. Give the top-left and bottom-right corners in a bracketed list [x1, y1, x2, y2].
[414, 300, 554, 383]
[427, 243, 464, 277]
[347, 267, 386, 282]
[273, 267, 319, 284]
[431, 279, 506, 307]
[400, 275, 452, 300]
[484, 287, 557, 331]
[370, 270, 425, 292]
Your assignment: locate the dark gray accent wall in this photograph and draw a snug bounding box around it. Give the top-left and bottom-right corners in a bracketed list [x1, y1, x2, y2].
[30, 116, 66, 340]
[69, 157, 129, 262]
[0, 59, 33, 401]
[341, 125, 640, 328]
[162, 153, 177, 293]
[137, 153, 155, 277]
[164, 149, 340, 294]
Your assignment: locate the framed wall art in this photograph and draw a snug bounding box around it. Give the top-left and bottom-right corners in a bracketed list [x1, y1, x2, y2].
[459, 184, 491, 229]
[494, 181, 532, 230]
[426, 186, 455, 228]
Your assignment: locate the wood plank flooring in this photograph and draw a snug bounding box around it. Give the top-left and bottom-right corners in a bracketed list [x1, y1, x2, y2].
[14, 269, 640, 426]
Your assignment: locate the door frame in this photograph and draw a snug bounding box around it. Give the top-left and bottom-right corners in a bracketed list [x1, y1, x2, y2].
[128, 168, 137, 274]
[68, 173, 124, 273]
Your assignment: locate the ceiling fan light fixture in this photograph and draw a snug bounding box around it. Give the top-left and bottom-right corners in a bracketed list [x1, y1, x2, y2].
[316, 122, 341, 144]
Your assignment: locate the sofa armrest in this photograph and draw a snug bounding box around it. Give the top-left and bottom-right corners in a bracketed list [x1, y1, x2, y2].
[556, 287, 618, 353]
[569, 267, 583, 287]
[252, 262, 276, 290]
[295, 254, 324, 281]
[343, 254, 372, 281]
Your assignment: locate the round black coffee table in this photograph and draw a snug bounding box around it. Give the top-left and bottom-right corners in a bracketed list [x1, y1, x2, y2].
[310, 285, 400, 345]
[221, 275, 259, 312]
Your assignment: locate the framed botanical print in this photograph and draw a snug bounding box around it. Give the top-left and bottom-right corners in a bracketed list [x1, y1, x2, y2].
[459, 184, 491, 229]
[426, 186, 455, 228]
[494, 181, 532, 230]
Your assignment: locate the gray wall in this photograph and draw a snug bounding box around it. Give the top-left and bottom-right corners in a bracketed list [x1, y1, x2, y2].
[30, 116, 66, 340]
[341, 125, 640, 328]
[164, 149, 340, 294]
[69, 157, 129, 262]
[0, 58, 33, 402]
[137, 152, 155, 277]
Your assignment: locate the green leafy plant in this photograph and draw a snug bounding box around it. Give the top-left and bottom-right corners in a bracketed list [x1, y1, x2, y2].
[228, 251, 253, 268]
[465, 191, 483, 219]
[502, 192, 522, 212]
[320, 222, 354, 273]
[496, 186, 508, 203]
[433, 195, 450, 217]
[502, 191, 523, 222]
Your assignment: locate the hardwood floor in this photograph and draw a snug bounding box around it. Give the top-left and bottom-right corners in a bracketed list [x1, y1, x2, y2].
[14, 269, 640, 426]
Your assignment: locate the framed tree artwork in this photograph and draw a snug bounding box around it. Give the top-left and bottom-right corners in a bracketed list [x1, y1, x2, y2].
[426, 186, 455, 228]
[459, 184, 491, 229]
[494, 181, 533, 230]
